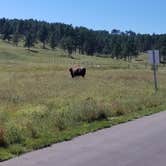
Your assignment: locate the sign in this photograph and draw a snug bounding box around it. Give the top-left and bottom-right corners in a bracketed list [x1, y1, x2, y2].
[148, 50, 160, 65]
[148, 50, 159, 92]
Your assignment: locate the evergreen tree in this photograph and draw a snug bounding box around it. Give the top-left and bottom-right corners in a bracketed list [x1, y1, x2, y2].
[38, 25, 48, 49]
[60, 37, 74, 56]
[24, 32, 35, 50]
[12, 32, 19, 46]
[49, 33, 57, 50]
[2, 21, 12, 41]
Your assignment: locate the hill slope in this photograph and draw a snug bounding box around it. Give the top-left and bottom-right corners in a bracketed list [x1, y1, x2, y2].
[0, 40, 166, 161]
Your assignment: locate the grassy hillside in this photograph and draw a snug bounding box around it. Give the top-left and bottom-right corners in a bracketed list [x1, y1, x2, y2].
[0, 40, 166, 161]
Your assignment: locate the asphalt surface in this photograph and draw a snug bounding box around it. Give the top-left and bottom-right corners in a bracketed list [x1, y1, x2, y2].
[1, 111, 166, 166]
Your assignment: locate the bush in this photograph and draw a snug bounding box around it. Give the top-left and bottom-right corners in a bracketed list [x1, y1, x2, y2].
[72, 98, 110, 123]
[0, 148, 13, 161]
[0, 111, 10, 125]
[54, 111, 70, 130]
[0, 128, 5, 146]
[110, 101, 127, 116]
[8, 144, 26, 155]
[4, 122, 25, 145]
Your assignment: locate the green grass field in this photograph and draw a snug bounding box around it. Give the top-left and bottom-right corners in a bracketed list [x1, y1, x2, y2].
[0, 40, 166, 161]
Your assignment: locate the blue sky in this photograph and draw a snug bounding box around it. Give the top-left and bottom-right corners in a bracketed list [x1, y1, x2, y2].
[0, 0, 166, 34]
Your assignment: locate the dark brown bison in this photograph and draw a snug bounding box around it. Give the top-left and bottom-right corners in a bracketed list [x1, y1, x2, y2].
[69, 67, 86, 78]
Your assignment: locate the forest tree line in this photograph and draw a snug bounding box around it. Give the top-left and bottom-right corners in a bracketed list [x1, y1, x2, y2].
[0, 18, 166, 60]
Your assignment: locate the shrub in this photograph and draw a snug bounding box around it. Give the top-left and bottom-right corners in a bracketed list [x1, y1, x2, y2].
[4, 122, 25, 145]
[0, 128, 5, 146]
[26, 122, 40, 139]
[0, 148, 13, 161]
[72, 98, 110, 123]
[54, 111, 70, 130]
[111, 101, 127, 116]
[8, 144, 26, 155]
[0, 111, 10, 125]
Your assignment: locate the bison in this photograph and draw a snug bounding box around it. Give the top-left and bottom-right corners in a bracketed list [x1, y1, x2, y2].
[69, 67, 86, 78]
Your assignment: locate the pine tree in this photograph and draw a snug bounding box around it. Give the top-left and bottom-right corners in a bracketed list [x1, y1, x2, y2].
[24, 32, 35, 50]
[12, 32, 19, 46]
[50, 33, 57, 50]
[38, 25, 48, 49]
[60, 37, 74, 56]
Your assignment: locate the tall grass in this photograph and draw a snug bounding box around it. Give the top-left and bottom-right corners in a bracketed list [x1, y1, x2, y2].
[0, 40, 166, 160]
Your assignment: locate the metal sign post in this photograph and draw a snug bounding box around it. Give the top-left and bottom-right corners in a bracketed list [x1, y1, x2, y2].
[148, 50, 159, 93]
[152, 50, 158, 92]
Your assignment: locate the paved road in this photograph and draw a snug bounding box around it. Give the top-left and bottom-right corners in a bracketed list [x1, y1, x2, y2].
[1, 111, 166, 166]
